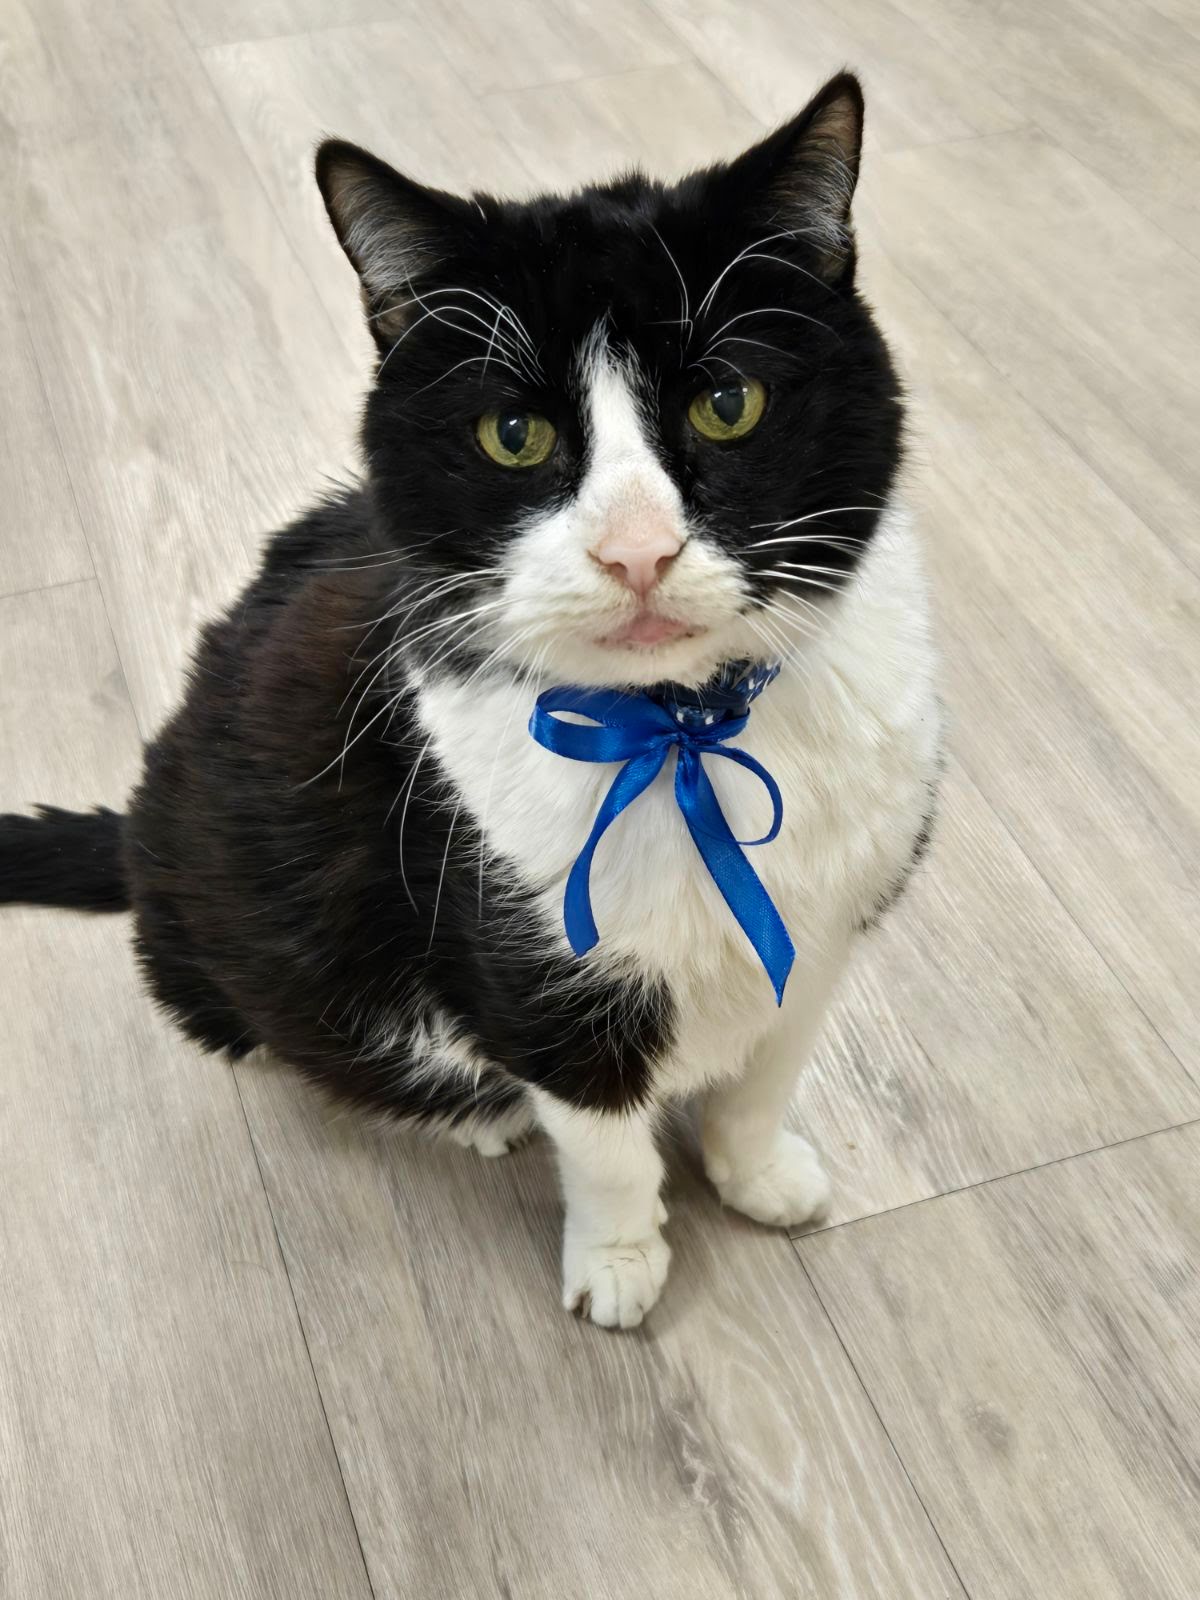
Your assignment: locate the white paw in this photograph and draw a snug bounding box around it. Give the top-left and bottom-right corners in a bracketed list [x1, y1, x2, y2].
[443, 1115, 529, 1159]
[708, 1132, 832, 1228]
[562, 1230, 671, 1329]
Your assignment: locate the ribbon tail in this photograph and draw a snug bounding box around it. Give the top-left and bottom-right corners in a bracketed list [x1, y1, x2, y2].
[563, 746, 670, 957]
[676, 750, 796, 1004]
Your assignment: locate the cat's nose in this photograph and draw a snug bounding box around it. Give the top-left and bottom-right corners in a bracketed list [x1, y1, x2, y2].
[593, 525, 683, 599]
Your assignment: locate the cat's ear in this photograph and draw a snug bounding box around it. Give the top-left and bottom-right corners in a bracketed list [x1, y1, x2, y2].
[315, 139, 478, 348]
[718, 73, 864, 284]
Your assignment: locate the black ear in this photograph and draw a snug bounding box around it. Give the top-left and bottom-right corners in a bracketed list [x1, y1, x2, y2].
[315, 139, 479, 346]
[719, 73, 865, 283]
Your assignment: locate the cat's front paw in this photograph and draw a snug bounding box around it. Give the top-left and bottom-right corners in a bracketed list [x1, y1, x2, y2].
[707, 1131, 832, 1229]
[562, 1229, 670, 1329]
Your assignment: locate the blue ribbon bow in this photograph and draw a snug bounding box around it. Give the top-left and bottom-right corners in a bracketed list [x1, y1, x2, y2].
[528, 678, 795, 1003]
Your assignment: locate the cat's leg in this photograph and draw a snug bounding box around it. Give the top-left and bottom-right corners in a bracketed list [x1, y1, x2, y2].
[533, 1090, 669, 1329]
[443, 1097, 537, 1158]
[701, 946, 848, 1229]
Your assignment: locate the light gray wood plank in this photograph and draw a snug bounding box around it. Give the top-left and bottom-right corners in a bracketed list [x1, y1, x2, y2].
[857, 244, 1200, 822]
[417, 0, 685, 96]
[801, 1124, 1200, 1599]
[482, 60, 764, 188]
[646, 0, 1025, 150]
[798, 758, 1199, 1227]
[180, 0, 396, 49]
[847, 240, 1200, 1072]
[0, 582, 372, 1600]
[0, 250, 92, 597]
[202, 19, 539, 359]
[880, 0, 1200, 254]
[863, 131, 1200, 576]
[2, 56, 361, 729]
[236, 1058, 967, 1600]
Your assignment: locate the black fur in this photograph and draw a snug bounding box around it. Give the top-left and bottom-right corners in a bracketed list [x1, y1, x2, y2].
[0, 806, 128, 911]
[0, 75, 904, 1126]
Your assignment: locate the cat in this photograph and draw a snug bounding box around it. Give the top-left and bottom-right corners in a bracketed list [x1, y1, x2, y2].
[0, 72, 940, 1328]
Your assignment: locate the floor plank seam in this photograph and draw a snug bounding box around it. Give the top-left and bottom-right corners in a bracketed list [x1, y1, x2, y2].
[883, 123, 1035, 157]
[185, 11, 365, 367]
[881, 218, 1200, 585]
[481, 54, 722, 110]
[800, 1112, 1200, 1241]
[229, 1062, 380, 1600]
[639, 2, 771, 129]
[6, 289, 146, 747]
[1023, 112, 1200, 274]
[0, 573, 98, 607]
[789, 1241, 975, 1600]
[940, 743, 1199, 1097]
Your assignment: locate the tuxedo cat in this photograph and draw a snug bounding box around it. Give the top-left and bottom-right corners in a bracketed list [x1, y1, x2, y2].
[0, 73, 939, 1327]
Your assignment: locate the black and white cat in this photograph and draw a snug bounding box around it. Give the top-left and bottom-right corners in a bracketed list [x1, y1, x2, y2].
[0, 74, 940, 1328]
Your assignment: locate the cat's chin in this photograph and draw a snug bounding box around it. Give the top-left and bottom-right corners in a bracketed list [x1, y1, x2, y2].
[531, 625, 747, 691]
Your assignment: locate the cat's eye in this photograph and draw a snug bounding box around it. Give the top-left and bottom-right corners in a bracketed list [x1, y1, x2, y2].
[687, 378, 767, 443]
[476, 410, 557, 469]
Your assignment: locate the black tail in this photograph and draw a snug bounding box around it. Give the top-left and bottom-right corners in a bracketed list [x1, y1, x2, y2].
[0, 805, 129, 912]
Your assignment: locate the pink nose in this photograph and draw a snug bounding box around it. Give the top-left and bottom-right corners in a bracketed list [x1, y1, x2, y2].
[593, 525, 683, 599]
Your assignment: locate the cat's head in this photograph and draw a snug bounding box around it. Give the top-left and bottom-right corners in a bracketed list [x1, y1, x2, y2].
[317, 73, 902, 689]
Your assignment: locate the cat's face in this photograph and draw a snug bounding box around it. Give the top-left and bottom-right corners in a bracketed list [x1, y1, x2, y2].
[319, 74, 902, 689]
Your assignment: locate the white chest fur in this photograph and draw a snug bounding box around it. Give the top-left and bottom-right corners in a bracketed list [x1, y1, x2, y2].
[413, 509, 940, 1093]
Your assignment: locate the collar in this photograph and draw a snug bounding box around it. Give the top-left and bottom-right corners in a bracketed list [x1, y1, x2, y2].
[647, 657, 782, 729]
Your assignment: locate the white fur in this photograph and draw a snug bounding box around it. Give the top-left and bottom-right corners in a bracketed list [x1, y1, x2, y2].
[494, 330, 758, 689]
[407, 342, 940, 1325]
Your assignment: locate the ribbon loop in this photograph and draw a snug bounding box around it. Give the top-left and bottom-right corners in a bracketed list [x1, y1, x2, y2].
[528, 672, 795, 1004]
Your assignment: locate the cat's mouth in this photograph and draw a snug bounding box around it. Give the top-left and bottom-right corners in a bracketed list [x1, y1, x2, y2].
[597, 613, 700, 649]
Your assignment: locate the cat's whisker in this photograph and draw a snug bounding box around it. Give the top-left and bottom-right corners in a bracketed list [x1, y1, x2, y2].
[349, 569, 498, 648]
[424, 796, 464, 955]
[762, 589, 825, 629]
[334, 601, 506, 784]
[744, 533, 868, 552]
[702, 304, 838, 344]
[758, 594, 822, 638]
[473, 630, 542, 916]
[648, 223, 693, 352]
[376, 296, 527, 383]
[758, 568, 846, 598]
[394, 731, 435, 912]
[702, 335, 792, 363]
[750, 504, 884, 531]
[406, 351, 523, 403]
[373, 283, 533, 366]
[696, 228, 838, 322]
[773, 560, 862, 581]
[344, 598, 509, 713]
[395, 280, 543, 378]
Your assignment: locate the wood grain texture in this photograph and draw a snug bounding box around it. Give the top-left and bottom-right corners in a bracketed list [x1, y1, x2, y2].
[0, 583, 372, 1600]
[1, 44, 361, 729]
[481, 58, 762, 188]
[796, 758, 1199, 1228]
[237, 1058, 967, 1600]
[417, 0, 685, 96]
[646, 0, 1026, 150]
[864, 133, 1200, 577]
[881, 0, 1200, 254]
[4, 0, 1200, 1594]
[801, 1123, 1200, 1599]
[202, 17, 540, 359]
[0, 250, 92, 597]
[840, 241, 1200, 1068]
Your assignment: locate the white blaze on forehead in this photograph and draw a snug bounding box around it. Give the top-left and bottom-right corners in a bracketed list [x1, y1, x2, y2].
[574, 329, 685, 538]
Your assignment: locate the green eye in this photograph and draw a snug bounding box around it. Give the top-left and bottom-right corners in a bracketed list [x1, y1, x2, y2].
[477, 410, 557, 468]
[687, 378, 767, 442]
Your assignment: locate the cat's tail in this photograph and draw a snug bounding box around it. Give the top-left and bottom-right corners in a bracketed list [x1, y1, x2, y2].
[0, 805, 129, 912]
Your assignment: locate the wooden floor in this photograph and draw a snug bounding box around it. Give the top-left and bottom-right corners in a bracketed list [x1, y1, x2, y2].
[2, 1, 1198, 1595]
